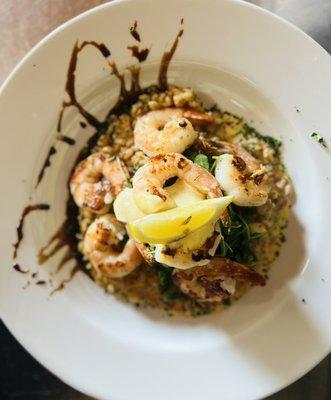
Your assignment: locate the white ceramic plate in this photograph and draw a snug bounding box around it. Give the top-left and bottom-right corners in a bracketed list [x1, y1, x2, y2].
[1, 1, 331, 399]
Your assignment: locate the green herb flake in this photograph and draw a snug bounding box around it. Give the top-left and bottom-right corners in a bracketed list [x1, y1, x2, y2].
[222, 298, 232, 306]
[243, 123, 282, 156]
[184, 149, 198, 162]
[162, 292, 182, 303]
[194, 154, 210, 170]
[156, 264, 184, 303]
[209, 104, 221, 113]
[157, 267, 173, 292]
[311, 132, 327, 148]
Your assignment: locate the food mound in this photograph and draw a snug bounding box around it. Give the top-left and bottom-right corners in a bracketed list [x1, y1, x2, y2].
[70, 86, 292, 316]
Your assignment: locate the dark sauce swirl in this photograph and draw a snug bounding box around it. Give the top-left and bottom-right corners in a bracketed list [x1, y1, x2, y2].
[35, 146, 56, 187]
[13, 204, 50, 259]
[158, 29, 184, 90]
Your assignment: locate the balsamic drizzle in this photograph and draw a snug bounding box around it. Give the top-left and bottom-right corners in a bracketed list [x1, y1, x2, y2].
[36, 22, 184, 188]
[36, 41, 112, 186]
[13, 204, 50, 259]
[13, 263, 29, 274]
[127, 45, 149, 63]
[57, 41, 111, 134]
[158, 29, 184, 90]
[57, 134, 76, 145]
[130, 20, 141, 42]
[35, 146, 56, 188]
[37, 197, 84, 273]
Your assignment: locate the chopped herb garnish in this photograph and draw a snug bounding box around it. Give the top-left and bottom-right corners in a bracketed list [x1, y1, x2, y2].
[243, 123, 282, 157]
[311, 132, 327, 148]
[194, 154, 210, 170]
[184, 149, 198, 162]
[156, 264, 183, 303]
[148, 244, 156, 257]
[209, 104, 221, 113]
[222, 298, 232, 306]
[157, 265, 173, 291]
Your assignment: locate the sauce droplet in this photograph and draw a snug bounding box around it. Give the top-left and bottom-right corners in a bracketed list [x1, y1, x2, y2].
[130, 20, 141, 42]
[57, 134, 76, 145]
[13, 263, 29, 274]
[127, 45, 149, 63]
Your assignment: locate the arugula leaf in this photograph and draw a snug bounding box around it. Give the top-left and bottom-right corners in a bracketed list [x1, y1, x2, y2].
[217, 205, 257, 264]
[194, 154, 210, 170]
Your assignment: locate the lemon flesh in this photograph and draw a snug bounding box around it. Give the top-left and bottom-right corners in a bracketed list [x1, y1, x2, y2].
[113, 188, 146, 223]
[128, 196, 233, 245]
[133, 191, 176, 214]
[114, 181, 205, 224]
[165, 179, 205, 207]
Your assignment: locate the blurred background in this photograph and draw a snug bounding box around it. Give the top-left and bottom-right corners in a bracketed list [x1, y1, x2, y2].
[0, 1, 330, 399]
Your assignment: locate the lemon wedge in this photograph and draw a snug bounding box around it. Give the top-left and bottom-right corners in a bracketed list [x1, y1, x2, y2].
[113, 188, 146, 223]
[128, 196, 233, 244]
[133, 191, 176, 214]
[165, 179, 205, 207]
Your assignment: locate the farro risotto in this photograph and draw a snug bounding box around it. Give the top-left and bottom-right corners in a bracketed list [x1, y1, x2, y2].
[69, 85, 292, 316]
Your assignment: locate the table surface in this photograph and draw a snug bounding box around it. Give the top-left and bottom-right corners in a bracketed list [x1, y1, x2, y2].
[0, 1, 330, 399]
